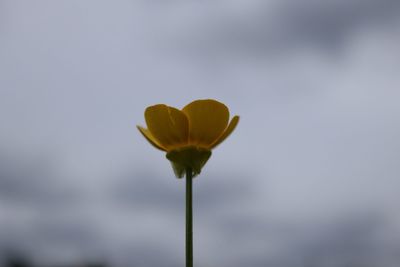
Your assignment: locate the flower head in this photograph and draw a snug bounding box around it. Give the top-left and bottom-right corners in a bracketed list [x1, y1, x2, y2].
[137, 99, 239, 177]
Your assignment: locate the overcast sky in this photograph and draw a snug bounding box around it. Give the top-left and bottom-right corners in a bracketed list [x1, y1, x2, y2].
[1, 1, 400, 266]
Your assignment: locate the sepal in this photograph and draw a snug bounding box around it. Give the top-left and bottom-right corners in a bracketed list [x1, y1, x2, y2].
[166, 146, 212, 178]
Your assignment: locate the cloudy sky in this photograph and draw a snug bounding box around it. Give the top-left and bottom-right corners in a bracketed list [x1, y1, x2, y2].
[1, 0, 400, 266]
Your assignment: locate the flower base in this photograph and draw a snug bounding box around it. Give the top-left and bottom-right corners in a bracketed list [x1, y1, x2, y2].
[166, 146, 212, 178]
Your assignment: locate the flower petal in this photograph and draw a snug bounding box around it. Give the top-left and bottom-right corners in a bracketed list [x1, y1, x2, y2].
[182, 99, 229, 147]
[145, 104, 189, 150]
[137, 126, 166, 151]
[209, 115, 239, 149]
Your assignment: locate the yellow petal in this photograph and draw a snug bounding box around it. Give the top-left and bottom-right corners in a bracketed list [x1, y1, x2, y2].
[209, 115, 239, 149]
[137, 125, 166, 151]
[182, 99, 229, 147]
[145, 104, 189, 150]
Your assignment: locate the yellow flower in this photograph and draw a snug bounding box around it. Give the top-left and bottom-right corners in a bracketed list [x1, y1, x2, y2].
[137, 99, 239, 177]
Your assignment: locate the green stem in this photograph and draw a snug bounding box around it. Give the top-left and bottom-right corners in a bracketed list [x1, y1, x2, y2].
[186, 168, 193, 267]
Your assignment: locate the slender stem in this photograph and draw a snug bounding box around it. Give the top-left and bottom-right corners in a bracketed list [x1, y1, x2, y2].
[186, 168, 193, 267]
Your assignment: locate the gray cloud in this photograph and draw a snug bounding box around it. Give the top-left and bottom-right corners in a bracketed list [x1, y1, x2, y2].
[109, 168, 253, 213]
[0, 153, 79, 209]
[212, 212, 400, 267]
[0, 0, 400, 266]
[164, 0, 400, 60]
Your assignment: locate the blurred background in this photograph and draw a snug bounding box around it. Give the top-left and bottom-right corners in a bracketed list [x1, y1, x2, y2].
[1, 0, 400, 266]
